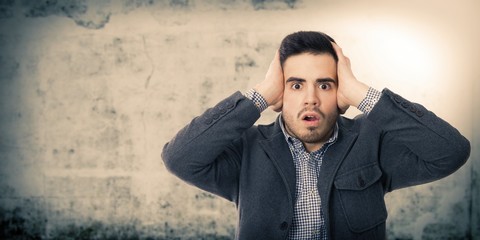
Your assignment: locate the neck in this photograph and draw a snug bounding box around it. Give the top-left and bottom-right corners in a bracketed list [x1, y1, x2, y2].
[303, 142, 325, 153]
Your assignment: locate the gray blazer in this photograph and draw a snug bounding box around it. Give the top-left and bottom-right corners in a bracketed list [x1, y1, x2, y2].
[162, 89, 470, 240]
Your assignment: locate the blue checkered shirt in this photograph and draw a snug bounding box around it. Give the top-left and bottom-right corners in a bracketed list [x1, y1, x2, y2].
[280, 116, 338, 240]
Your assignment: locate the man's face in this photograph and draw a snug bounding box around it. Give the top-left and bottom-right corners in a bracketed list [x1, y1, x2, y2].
[282, 52, 339, 147]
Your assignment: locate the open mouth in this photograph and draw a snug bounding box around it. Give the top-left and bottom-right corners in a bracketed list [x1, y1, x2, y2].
[299, 110, 322, 126]
[303, 115, 319, 122]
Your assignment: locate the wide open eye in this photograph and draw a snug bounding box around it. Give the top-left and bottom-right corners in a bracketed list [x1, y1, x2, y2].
[291, 83, 302, 90]
[319, 83, 331, 90]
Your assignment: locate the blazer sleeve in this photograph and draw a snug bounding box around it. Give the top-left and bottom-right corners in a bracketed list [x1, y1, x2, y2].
[161, 91, 260, 202]
[367, 89, 471, 192]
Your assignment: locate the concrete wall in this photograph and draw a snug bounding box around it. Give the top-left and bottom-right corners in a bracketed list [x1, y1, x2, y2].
[0, 0, 478, 239]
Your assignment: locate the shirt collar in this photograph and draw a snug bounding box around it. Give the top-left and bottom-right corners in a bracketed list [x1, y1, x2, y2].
[279, 114, 339, 152]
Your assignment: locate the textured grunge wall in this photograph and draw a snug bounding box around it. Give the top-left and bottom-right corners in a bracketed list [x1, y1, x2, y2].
[0, 0, 479, 239]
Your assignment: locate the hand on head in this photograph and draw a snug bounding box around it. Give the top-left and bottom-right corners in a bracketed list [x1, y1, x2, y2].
[331, 42, 369, 114]
[255, 50, 284, 112]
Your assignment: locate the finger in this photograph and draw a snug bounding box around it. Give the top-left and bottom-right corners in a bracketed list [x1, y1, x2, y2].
[331, 41, 344, 57]
[272, 49, 279, 62]
[269, 50, 281, 69]
[274, 50, 282, 69]
[344, 56, 351, 67]
[332, 42, 352, 65]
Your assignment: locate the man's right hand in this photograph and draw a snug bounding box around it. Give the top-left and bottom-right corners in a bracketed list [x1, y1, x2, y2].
[255, 50, 284, 112]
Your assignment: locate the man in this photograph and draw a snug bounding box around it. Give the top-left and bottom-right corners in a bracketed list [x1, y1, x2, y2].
[162, 31, 470, 239]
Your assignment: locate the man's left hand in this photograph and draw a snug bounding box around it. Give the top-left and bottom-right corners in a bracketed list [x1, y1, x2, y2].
[331, 42, 370, 114]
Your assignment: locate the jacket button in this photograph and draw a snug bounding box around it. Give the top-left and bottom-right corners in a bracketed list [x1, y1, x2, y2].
[409, 105, 417, 113]
[393, 95, 402, 103]
[401, 101, 409, 108]
[204, 118, 213, 124]
[416, 110, 424, 117]
[280, 221, 288, 230]
[358, 176, 366, 188]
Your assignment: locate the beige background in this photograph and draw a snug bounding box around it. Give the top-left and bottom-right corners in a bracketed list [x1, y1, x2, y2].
[0, 0, 478, 239]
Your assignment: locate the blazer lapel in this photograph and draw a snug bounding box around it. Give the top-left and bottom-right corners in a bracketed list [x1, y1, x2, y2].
[258, 120, 296, 208]
[317, 121, 358, 238]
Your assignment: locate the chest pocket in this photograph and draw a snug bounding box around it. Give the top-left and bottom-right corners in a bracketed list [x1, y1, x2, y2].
[334, 163, 387, 233]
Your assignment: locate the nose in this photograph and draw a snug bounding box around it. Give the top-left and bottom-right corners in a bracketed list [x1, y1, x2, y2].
[304, 86, 319, 106]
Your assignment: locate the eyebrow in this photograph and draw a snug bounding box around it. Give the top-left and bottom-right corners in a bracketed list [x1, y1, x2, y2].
[286, 77, 337, 84]
[317, 78, 337, 84]
[286, 77, 306, 83]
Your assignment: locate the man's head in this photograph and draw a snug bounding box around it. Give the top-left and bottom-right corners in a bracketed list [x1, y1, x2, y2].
[279, 31, 338, 67]
[280, 31, 339, 152]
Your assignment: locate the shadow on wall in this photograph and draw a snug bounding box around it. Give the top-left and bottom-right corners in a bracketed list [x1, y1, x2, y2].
[0, 207, 224, 239]
[0, 196, 235, 239]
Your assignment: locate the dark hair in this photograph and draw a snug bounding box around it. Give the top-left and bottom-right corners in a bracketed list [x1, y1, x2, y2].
[279, 31, 338, 67]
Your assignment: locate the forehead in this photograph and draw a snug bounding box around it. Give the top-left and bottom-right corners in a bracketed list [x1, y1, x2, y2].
[283, 53, 337, 80]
